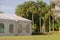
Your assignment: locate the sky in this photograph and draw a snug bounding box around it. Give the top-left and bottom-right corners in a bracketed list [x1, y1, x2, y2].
[0, 0, 50, 14]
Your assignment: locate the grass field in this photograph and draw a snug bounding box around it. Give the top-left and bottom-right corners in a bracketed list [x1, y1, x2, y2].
[0, 32, 60, 40]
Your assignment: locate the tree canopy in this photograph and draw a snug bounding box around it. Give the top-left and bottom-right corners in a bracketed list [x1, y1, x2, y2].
[15, 0, 59, 33]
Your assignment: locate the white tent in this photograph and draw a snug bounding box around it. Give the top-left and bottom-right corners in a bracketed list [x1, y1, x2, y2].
[0, 13, 32, 36]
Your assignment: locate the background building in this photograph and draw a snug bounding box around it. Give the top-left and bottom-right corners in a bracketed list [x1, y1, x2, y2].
[50, 0, 60, 32]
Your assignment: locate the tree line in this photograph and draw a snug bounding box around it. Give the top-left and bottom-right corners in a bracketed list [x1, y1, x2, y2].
[16, 0, 60, 33]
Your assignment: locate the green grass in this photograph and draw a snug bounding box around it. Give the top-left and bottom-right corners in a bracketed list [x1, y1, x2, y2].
[0, 32, 60, 40]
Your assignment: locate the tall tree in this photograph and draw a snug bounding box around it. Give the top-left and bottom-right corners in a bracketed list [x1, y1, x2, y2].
[16, 1, 53, 33]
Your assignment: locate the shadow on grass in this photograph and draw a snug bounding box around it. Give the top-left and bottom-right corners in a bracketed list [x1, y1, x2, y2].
[32, 32, 52, 35]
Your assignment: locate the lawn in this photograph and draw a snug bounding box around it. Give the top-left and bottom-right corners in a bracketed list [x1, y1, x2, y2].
[0, 32, 60, 40]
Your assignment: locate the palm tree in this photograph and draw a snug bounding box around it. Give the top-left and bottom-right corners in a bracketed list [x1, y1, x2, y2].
[16, 1, 53, 33]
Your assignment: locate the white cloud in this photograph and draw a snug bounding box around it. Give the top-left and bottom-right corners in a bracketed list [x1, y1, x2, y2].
[1, 5, 16, 10]
[0, 5, 16, 14]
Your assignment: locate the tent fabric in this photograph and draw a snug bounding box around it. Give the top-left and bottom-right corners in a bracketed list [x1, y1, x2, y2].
[0, 13, 31, 22]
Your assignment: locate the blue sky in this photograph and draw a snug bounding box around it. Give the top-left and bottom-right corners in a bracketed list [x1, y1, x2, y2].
[0, 0, 50, 14]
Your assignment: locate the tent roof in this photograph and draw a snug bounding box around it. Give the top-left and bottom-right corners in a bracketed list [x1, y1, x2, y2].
[0, 13, 31, 22]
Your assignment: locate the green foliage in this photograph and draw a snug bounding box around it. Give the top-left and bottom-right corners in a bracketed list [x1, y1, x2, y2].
[16, 1, 36, 18]
[55, 22, 60, 28]
[15, 0, 59, 32]
[33, 24, 37, 30]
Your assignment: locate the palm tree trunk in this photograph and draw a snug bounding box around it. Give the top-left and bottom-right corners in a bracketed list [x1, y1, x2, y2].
[32, 14, 34, 25]
[39, 13, 42, 33]
[49, 16, 51, 33]
[59, 27, 60, 33]
[39, 17, 42, 33]
[42, 19, 45, 33]
[52, 19, 54, 32]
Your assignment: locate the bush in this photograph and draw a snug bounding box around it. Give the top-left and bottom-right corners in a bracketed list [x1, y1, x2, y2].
[32, 31, 49, 35]
[33, 24, 37, 30]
